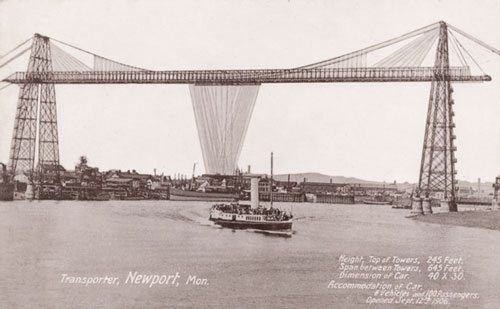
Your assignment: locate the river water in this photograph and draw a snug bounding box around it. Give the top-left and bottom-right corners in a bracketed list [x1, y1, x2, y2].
[1, 200, 499, 308]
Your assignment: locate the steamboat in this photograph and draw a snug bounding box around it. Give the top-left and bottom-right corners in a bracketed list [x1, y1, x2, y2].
[208, 153, 293, 231]
[209, 202, 293, 231]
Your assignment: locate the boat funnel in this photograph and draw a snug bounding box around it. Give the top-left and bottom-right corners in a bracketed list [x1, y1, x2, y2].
[251, 178, 259, 209]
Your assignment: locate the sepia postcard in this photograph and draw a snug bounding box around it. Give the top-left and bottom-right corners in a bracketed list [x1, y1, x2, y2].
[1, 0, 499, 308]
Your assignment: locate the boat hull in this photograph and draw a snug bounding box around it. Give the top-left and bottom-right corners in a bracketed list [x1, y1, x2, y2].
[210, 218, 292, 231]
[170, 187, 237, 201]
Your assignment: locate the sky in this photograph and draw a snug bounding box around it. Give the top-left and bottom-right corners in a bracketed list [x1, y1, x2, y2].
[0, 0, 499, 183]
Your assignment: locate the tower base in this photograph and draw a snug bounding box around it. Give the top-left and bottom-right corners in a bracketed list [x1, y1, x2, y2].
[439, 199, 451, 213]
[25, 184, 34, 200]
[422, 198, 433, 215]
[411, 196, 424, 215]
[492, 199, 499, 211]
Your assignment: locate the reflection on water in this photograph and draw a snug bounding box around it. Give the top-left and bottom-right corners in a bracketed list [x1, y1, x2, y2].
[0, 200, 499, 308]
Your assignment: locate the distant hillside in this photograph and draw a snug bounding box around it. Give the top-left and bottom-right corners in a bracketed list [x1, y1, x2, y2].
[273, 172, 379, 184]
[273, 172, 494, 194]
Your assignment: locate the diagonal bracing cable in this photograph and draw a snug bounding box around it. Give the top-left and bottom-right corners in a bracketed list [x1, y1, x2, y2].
[49, 36, 148, 71]
[296, 22, 441, 69]
[401, 30, 440, 67]
[410, 30, 440, 67]
[448, 32, 467, 67]
[379, 32, 432, 67]
[51, 42, 91, 72]
[449, 30, 486, 75]
[374, 29, 437, 67]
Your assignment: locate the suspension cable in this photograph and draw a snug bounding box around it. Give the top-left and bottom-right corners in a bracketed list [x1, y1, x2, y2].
[0, 81, 14, 92]
[0, 47, 31, 70]
[447, 24, 500, 56]
[0, 37, 31, 60]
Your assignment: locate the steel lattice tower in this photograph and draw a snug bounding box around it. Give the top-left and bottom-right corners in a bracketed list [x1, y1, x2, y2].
[8, 34, 60, 181]
[416, 22, 457, 212]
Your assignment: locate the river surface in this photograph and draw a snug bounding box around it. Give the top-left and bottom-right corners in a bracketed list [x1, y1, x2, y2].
[1, 200, 499, 308]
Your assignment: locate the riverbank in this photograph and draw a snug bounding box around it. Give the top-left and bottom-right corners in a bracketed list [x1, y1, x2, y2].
[411, 210, 500, 231]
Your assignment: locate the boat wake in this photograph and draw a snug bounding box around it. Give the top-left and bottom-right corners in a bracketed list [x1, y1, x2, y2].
[176, 207, 215, 226]
[246, 228, 294, 238]
[293, 215, 313, 221]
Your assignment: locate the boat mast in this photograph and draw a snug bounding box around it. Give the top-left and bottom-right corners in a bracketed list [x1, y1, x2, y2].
[270, 152, 273, 208]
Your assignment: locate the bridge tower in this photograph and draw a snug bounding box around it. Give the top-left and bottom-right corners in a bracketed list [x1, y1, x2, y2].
[413, 22, 457, 214]
[8, 34, 60, 182]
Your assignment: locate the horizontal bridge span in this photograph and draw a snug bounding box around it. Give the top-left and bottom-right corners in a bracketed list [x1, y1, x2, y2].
[4, 67, 490, 84]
